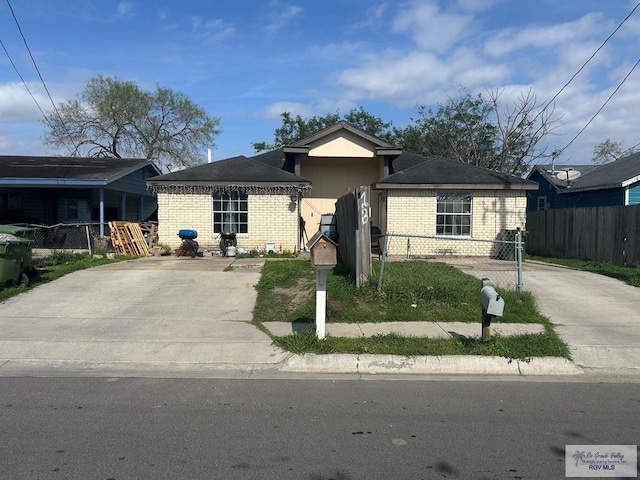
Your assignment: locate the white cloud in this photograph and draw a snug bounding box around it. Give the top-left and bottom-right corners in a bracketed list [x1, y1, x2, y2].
[456, 0, 497, 13]
[483, 13, 604, 57]
[336, 47, 510, 105]
[189, 16, 235, 42]
[0, 82, 47, 122]
[311, 41, 366, 57]
[112, 2, 135, 20]
[392, 1, 474, 52]
[266, 4, 303, 35]
[262, 102, 314, 119]
[350, 3, 389, 30]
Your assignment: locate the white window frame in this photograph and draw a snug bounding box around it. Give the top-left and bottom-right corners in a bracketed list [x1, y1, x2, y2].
[436, 192, 472, 236]
[212, 191, 248, 234]
[537, 196, 547, 211]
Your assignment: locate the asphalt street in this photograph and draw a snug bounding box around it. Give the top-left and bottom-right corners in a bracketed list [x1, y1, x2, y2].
[0, 377, 638, 480]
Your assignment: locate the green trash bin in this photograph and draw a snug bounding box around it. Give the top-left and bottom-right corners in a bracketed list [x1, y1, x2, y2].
[0, 225, 38, 274]
[0, 233, 34, 287]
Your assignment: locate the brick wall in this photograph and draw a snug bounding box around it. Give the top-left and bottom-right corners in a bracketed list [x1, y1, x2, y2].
[386, 189, 527, 256]
[157, 192, 299, 253]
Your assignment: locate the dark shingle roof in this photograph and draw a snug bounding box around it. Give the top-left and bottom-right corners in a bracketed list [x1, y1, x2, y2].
[251, 148, 287, 169]
[0, 155, 159, 184]
[568, 152, 640, 191]
[377, 154, 538, 190]
[147, 155, 310, 185]
[530, 153, 640, 193]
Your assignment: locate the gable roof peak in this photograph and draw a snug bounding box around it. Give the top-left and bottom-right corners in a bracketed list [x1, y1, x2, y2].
[287, 120, 397, 150]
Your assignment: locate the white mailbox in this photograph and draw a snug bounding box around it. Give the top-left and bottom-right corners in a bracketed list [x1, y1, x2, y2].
[480, 286, 505, 317]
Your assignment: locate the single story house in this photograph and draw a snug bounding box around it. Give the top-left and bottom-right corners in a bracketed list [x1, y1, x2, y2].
[0, 156, 161, 236]
[526, 152, 640, 211]
[147, 122, 538, 255]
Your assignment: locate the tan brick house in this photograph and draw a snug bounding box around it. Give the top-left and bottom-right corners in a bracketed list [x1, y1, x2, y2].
[147, 122, 537, 254]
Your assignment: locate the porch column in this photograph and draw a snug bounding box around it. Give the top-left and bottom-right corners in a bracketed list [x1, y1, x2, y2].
[99, 188, 105, 237]
[121, 193, 127, 221]
[139, 196, 145, 221]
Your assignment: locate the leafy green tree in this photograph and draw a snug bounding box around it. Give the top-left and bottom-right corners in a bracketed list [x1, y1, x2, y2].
[252, 107, 394, 152]
[42, 75, 221, 170]
[393, 89, 559, 176]
[592, 138, 638, 164]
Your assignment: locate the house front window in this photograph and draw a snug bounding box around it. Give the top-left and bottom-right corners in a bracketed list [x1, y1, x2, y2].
[213, 191, 248, 234]
[537, 196, 547, 211]
[436, 193, 472, 236]
[68, 199, 78, 219]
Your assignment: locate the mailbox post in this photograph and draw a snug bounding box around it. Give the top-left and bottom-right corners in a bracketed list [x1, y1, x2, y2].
[307, 232, 338, 339]
[480, 278, 505, 341]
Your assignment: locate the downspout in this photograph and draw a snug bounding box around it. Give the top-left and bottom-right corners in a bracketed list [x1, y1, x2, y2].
[99, 188, 105, 237]
[121, 192, 127, 221]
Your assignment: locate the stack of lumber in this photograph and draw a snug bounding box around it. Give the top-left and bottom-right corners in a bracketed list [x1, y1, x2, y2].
[108, 221, 150, 256]
[139, 221, 158, 247]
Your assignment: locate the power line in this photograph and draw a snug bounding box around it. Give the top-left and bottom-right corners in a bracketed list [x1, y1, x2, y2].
[0, 38, 50, 123]
[5, 0, 77, 153]
[558, 58, 640, 156]
[620, 141, 640, 157]
[535, 2, 640, 124]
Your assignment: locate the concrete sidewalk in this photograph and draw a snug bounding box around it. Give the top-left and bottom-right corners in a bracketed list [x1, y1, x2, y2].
[0, 256, 635, 378]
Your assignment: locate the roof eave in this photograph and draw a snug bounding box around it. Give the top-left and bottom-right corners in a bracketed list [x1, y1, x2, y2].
[557, 183, 621, 194]
[376, 148, 403, 156]
[374, 182, 539, 191]
[622, 174, 640, 188]
[105, 160, 161, 183]
[289, 121, 396, 149]
[0, 178, 108, 187]
[147, 180, 311, 187]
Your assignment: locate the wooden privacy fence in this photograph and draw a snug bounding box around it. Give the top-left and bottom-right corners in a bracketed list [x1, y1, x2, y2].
[526, 205, 640, 266]
[335, 186, 372, 286]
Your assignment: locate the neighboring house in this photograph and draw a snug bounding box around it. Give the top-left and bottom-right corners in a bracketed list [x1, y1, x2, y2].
[0, 156, 161, 236]
[148, 122, 538, 255]
[526, 152, 640, 211]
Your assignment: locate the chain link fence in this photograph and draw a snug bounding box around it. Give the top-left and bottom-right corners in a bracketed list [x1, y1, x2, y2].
[377, 231, 524, 292]
[15, 223, 113, 258]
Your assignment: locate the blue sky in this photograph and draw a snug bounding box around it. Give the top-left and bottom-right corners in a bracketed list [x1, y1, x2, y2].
[1, 0, 639, 169]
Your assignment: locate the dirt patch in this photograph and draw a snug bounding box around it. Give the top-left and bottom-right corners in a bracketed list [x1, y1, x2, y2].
[329, 298, 344, 311]
[273, 278, 314, 308]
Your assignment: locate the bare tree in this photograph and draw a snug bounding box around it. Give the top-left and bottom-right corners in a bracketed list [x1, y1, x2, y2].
[394, 88, 561, 176]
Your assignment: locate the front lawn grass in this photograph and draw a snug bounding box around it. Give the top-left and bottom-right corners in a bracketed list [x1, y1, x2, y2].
[527, 255, 640, 287]
[253, 259, 570, 360]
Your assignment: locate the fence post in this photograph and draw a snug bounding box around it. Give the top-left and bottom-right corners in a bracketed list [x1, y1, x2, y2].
[85, 225, 92, 256]
[377, 233, 390, 292]
[355, 228, 361, 289]
[516, 228, 523, 292]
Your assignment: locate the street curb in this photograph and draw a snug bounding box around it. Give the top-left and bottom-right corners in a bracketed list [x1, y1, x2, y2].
[0, 355, 583, 377]
[279, 354, 583, 376]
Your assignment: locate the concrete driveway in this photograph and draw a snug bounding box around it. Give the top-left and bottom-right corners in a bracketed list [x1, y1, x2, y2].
[523, 261, 640, 376]
[1, 255, 638, 378]
[0, 256, 287, 376]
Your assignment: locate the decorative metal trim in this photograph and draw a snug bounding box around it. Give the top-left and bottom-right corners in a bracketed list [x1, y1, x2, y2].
[148, 184, 311, 195]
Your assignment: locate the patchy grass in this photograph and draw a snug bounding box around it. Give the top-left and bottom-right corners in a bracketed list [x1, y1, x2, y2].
[527, 255, 640, 287]
[273, 329, 570, 361]
[0, 251, 131, 303]
[254, 259, 569, 359]
[254, 259, 547, 324]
